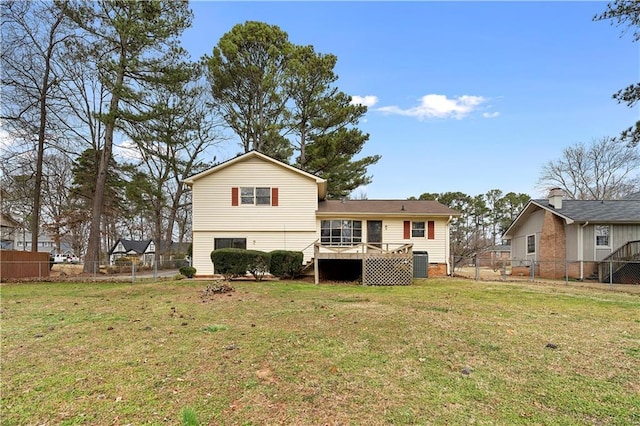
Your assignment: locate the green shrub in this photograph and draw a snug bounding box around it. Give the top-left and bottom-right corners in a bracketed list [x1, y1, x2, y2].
[211, 248, 249, 280]
[270, 250, 304, 278]
[245, 250, 271, 281]
[211, 248, 270, 281]
[179, 266, 196, 278]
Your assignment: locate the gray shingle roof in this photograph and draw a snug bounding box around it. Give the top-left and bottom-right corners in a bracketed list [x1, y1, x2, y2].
[532, 199, 640, 223]
[109, 239, 152, 255]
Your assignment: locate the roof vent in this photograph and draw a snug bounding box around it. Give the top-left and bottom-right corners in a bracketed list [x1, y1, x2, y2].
[548, 188, 564, 210]
[401, 204, 405, 211]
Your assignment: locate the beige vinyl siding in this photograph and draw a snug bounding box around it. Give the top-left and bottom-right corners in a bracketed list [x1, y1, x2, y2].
[192, 232, 215, 276]
[383, 218, 449, 263]
[193, 230, 317, 275]
[315, 217, 451, 263]
[192, 157, 318, 232]
[228, 231, 317, 262]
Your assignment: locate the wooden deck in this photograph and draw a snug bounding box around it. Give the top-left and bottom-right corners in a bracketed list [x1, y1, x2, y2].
[313, 242, 413, 285]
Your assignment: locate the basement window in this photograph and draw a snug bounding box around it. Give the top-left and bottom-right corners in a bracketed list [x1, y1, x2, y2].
[214, 238, 247, 250]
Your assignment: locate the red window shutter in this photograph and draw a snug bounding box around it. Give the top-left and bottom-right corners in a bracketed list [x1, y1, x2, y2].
[428, 221, 435, 240]
[231, 187, 238, 206]
[271, 187, 278, 206]
[403, 221, 410, 239]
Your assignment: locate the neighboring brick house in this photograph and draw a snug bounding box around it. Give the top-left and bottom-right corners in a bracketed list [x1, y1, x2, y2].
[476, 244, 511, 268]
[183, 151, 460, 282]
[503, 189, 640, 280]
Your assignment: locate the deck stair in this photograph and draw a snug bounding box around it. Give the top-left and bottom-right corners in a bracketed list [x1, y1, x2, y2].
[598, 240, 640, 284]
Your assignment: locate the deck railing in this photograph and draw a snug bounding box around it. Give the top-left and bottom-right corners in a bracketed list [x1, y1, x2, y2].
[598, 240, 640, 283]
[314, 242, 413, 256]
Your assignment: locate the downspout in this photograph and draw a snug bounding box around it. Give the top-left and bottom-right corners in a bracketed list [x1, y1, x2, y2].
[446, 215, 453, 275]
[579, 221, 589, 280]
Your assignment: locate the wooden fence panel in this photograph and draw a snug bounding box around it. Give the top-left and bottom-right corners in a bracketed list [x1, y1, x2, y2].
[0, 250, 51, 280]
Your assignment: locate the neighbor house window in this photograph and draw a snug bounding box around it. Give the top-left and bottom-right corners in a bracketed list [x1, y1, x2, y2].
[214, 238, 247, 250]
[321, 220, 362, 246]
[412, 221, 425, 238]
[595, 225, 610, 247]
[232, 187, 278, 206]
[527, 234, 536, 254]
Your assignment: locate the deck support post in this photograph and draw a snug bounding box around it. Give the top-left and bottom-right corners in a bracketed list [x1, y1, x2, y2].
[314, 243, 319, 284]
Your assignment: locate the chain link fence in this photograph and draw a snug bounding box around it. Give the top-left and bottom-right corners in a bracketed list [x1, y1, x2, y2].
[0, 260, 184, 282]
[452, 256, 640, 288]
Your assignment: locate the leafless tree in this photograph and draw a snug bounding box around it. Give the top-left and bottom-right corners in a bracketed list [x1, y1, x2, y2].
[1, 0, 73, 251]
[538, 137, 640, 200]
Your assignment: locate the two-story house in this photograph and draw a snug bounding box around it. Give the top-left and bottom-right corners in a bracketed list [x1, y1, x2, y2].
[183, 151, 459, 283]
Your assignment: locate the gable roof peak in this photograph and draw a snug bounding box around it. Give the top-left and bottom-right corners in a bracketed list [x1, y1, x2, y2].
[182, 150, 328, 200]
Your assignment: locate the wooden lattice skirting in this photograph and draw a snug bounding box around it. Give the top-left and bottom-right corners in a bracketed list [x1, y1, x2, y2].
[362, 254, 413, 286]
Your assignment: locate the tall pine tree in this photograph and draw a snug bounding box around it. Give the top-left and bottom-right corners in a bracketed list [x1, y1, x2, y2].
[64, 0, 193, 271]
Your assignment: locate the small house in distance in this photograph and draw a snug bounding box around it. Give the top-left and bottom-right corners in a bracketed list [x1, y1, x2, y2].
[503, 189, 640, 282]
[183, 151, 460, 284]
[108, 239, 190, 267]
[108, 239, 156, 266]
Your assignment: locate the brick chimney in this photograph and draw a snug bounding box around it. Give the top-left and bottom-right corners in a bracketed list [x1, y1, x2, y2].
[548, 188, 564, 209]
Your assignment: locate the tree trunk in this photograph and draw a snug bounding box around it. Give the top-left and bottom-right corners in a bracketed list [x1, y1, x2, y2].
[31, 10, 64, 252]
[82, 71, 123, 272]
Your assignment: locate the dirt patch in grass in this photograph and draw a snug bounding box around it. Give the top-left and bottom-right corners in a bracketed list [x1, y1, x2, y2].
[2, 279, 639, 425]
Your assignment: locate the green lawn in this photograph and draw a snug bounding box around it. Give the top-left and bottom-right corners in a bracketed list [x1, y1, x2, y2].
[1, 278, 639, 425]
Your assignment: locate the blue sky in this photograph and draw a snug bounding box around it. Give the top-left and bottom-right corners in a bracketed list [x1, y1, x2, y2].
[181, 1, 639, 200]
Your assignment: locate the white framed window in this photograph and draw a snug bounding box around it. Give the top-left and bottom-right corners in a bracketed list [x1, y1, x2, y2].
[241, 187, 271, 205]
[241, 187, 255, 205]
[320, 220, 362, 246]
[595, 225, 610, 247]
[412, 221, 425, 238]
[526, 234, 536, 254]
[255, 187, 271, 205]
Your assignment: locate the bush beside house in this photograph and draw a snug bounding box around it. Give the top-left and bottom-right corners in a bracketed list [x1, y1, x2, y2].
[179, 266, 197, 278]
[269, 250, 303, 278]
[211, 248, 301, 280]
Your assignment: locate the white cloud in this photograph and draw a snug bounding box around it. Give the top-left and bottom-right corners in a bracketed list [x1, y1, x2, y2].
[351, 95, 378, 107]
[0, 126, 12, 151]
[377, 94, 489, 120]
[483, 111, 500, 119]
[113, 140, 142, 161]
